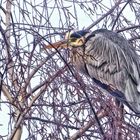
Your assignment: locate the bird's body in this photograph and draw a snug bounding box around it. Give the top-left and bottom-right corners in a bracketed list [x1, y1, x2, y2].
[46, 29, 140, 114]
[68, 29, 140, 114]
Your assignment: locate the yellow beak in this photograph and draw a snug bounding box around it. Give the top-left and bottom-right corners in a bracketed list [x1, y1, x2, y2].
[43, 39, 68, 49]
[43, 33, 85, 49]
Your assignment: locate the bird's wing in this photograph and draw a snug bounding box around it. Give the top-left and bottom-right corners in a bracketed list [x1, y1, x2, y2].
[84, 32, 140, 113]
[84, 33, 139, 86]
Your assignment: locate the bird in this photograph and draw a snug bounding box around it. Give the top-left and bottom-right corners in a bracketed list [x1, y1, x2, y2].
[45, 29, 140, 114]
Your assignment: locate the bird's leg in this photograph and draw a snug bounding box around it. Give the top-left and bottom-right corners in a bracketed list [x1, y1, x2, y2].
[113, 99, 124, 140]
[115, 99, 124, 118]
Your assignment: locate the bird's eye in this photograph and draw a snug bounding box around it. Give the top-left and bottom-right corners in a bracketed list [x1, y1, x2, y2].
[70, 38, 77, 42]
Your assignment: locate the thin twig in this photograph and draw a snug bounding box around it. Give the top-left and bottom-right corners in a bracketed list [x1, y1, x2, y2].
[111, 0, 132, 30]
[85, 0, 122, 30]
[69, 109, 108, 140]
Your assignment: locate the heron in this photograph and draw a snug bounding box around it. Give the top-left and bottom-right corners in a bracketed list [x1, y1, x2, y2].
[45, 29, 140, 114]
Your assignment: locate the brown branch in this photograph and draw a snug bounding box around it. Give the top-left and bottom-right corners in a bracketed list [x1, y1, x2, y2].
[25, 116, 94, 131]
[69, 109, 108, 140]
[129, 36, 140, 41]
[5, 0, 24, 139]
[1, 0, 140, 139]
[30, 65, 67, 94]
[85, 0, 122, 30]
[23, 51, 58, 90]
[116, 25, 140, 33]
[2, 85, 13, 102]
[9, 65, 67, 139]
[111, 0, 132, 30]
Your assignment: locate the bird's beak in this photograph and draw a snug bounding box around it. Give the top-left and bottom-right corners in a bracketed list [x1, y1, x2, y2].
[43, 39, 69, 49]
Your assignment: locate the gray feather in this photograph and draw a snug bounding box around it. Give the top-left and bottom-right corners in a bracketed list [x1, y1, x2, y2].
[71, 29, 140, 113]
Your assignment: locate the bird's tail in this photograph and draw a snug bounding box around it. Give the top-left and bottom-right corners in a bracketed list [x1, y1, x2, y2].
[125, 78, 140, 114]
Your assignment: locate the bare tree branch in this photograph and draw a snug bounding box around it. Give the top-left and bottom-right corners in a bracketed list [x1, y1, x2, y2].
[0, 0, 140, 139]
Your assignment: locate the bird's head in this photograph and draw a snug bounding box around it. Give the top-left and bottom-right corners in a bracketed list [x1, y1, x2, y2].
[45, 30, 90, 49]
[65, 30, 90, 47]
